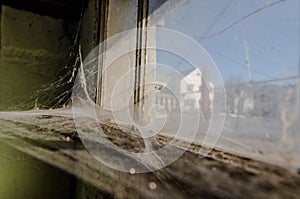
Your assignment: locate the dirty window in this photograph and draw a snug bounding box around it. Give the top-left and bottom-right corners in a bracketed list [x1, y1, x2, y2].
[146, 0, 300, 170]
[76, 0, 300, 172]
[0, 0, 300, 198]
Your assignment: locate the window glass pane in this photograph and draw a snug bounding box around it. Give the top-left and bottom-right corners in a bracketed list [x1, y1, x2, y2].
[148, 0, 300, 170]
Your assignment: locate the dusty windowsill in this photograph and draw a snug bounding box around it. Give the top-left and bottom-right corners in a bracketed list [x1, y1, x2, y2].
[0, 115, 299, 199]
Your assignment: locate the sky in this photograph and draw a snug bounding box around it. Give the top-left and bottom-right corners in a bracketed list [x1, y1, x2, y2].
[155, 0, 299, 85]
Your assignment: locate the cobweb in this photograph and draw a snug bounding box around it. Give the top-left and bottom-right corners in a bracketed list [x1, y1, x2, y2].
[0, 17, 174, 172]
[2, 15, 82, 111]
[0, 33, 299, 174]
[0, 4, 299, 175]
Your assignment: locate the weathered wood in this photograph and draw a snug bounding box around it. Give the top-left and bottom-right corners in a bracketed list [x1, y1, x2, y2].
[0, 115, 299, 199]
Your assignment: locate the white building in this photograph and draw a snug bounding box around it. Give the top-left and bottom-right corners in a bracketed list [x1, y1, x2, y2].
[156, 68, 214, 113]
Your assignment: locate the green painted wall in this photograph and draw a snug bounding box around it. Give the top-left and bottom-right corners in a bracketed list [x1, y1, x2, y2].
[0, 6, 71, 110]
[0, 142, 75, 199]
[79, 0, 99, 59]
